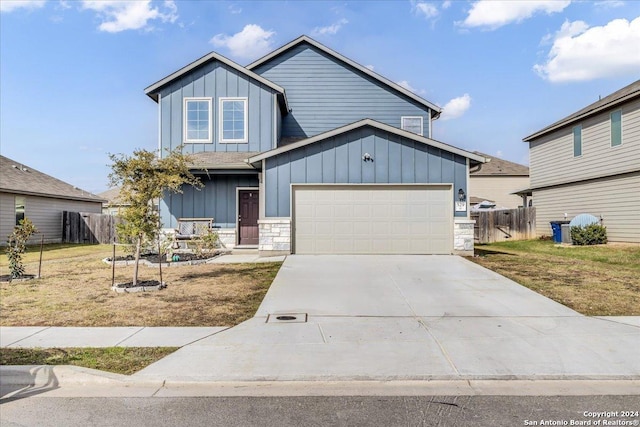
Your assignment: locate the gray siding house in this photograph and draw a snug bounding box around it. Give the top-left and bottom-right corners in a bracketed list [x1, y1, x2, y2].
[0, 155, 104, 244]
[523, 79, 640, 243]
[469, 152, 530, 209]
[145, 35, 486, 256]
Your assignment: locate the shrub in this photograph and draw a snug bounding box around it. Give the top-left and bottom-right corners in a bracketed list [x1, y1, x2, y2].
[6, 218, 38, 279]
[571, 223, 607, 246]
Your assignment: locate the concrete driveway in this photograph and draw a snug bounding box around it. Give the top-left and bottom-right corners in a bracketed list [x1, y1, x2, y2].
[135, 255, 640, 382]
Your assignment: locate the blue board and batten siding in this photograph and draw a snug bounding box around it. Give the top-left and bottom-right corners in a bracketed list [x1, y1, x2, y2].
[252, 43, 432, 140]
[264, 127, 467, 217]
[160, 175, 259, 228]
[159, 60, 277, 153]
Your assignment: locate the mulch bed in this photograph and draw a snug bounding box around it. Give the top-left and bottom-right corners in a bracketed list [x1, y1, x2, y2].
[107, 253, 219, 264]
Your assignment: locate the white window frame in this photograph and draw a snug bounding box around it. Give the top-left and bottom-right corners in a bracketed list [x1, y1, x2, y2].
[219, 97, 248, 143]
[183, 97, 213, 143]
[401, 116, 423, 136]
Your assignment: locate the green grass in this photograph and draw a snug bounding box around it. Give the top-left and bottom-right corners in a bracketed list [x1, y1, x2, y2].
[472, 240, 640, 316]
[0, 347, 178, 375]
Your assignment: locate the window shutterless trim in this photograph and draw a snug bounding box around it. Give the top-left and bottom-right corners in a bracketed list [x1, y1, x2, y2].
[219, 97, 248, 143]
[183, 97, 213, 143]
[401, 116, 423, 136]
[573, 124, 582, 157]
[610, 109, 622, 147]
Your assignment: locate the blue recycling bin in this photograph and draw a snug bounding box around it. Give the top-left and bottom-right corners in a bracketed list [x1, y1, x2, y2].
[550, 221, 570, 243]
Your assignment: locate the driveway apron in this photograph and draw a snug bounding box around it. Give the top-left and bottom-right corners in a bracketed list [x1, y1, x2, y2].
[135, 255, 640, 381]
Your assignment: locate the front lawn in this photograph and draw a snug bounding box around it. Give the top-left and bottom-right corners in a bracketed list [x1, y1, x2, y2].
[0, 244, 282, 326]
[471, 240, 640, 316]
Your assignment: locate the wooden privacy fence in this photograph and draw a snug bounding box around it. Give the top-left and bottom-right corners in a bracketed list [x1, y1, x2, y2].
[62, 211, 123, 244]
[471, 207, 536, 244]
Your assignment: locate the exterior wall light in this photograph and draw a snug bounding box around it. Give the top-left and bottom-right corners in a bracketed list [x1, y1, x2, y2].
[458, 188, 466, 202]
[362, 153, 373, 162]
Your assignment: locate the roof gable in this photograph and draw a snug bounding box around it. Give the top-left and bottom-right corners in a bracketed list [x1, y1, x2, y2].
[247, 35, 441, 119]
[523, 79, 640, 141]
[248, 119, 486, 165]
[0, 155, 104, 203]
[144, 51, 289, 112]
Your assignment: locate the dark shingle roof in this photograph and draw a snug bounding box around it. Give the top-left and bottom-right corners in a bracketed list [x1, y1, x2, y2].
[0, 155, 104, 203]
[187, 152, 260, 170]
[523, 79, 640, 141]
[470, 152, 529, 176]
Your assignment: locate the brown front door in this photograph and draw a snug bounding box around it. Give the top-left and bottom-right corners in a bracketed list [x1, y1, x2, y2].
[238, 190, 259, 245]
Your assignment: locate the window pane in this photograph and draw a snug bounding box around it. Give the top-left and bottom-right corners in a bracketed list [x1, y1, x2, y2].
[611, 110, 622, 146]
[402, 117, 422, 136]
[15, 197, 25, 225]
[221, 99, 246, 141]
[573, 125, 582, 157]
[185, 99, 210, 141]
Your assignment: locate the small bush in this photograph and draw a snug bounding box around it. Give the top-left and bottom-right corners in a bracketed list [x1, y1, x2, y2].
[571, 223, 607, 246]
[6, 218, 38, 279]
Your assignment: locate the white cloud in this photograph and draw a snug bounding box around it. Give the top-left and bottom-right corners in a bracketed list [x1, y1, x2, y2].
[460, 0, 571, 30]
[312, 18, 348, 36]
[0, 0, 46, 13]
[594, 1, 624, 8]
[396, 80, 417, 92]
[228, 4, 242, 14]
[365, 64, 375, 71]
[413, 2, 438, 19]
[496, 150, 504, 158]
[440, 94, 472, 121]
[81, 0, 178, 33]
[534, 17, 640, 82]
[210, 24, 276, 60]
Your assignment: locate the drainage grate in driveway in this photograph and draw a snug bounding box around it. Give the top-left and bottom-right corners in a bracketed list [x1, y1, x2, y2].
[266, 313, 308, 323]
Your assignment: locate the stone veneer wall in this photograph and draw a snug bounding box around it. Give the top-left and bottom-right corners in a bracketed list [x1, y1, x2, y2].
[216, 228, 236, 249]
[258, 219, 291, 256]
[453, 219, 475, 256]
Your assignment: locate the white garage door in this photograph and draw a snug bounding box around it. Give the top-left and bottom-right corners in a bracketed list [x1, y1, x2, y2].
[293, 185, 453, 254]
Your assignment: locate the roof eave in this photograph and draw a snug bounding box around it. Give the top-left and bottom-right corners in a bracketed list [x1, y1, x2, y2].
[144, 51, 287, 105]
[247, 35, 442, 119]
[248, 119, 486, 164]
[523, 89, 640, 142]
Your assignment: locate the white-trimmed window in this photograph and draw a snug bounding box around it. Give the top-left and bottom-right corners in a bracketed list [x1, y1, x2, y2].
[184, 98, 212, 143]
[401, 116, 423, 136]
[220, 97, 248, 143]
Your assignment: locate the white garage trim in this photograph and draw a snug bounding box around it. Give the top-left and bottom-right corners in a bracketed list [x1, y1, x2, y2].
[291, 184, 453, 255]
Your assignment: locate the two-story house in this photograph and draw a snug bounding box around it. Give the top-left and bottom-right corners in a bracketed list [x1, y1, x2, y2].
[144, 35, 486, 256]
[523, 80, 640, 243]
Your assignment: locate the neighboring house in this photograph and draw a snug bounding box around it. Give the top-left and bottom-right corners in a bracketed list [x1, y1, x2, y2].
[523, 79, 640, 243]
[144, 35, 486, 256]
[0, 155, 104, 244]
[97, 187, 158, 216]
[468, 151, 530, 209]
[98, 187, 127, 215]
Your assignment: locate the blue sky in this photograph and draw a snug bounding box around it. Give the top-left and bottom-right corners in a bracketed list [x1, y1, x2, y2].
[1, 0, 639, 194]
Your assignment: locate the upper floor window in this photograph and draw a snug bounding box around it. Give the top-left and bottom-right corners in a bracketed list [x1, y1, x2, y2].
[184, 98, 212, 143]
[401, 116, 423, 136]
[220, 98, 248, 143]
[611, 110, 622, 147]
[573, 125, 582, 157]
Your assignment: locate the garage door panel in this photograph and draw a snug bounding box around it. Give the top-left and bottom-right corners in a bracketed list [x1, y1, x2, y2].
[293, 185, 453, 254]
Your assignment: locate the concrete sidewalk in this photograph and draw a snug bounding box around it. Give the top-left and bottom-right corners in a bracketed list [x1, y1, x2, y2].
[1, 327, 227, 348]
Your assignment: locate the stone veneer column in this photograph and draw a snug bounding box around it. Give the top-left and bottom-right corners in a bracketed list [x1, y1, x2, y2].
[258, 219, 291, 257]
[453, 219, 475, 256]
[215, 228, 236, 249]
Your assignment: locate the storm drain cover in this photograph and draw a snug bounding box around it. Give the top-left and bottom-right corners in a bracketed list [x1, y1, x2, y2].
[266, 313, 308, 323]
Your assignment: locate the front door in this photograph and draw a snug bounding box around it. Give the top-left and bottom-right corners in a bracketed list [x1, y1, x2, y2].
[238, 189, 259, 245]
